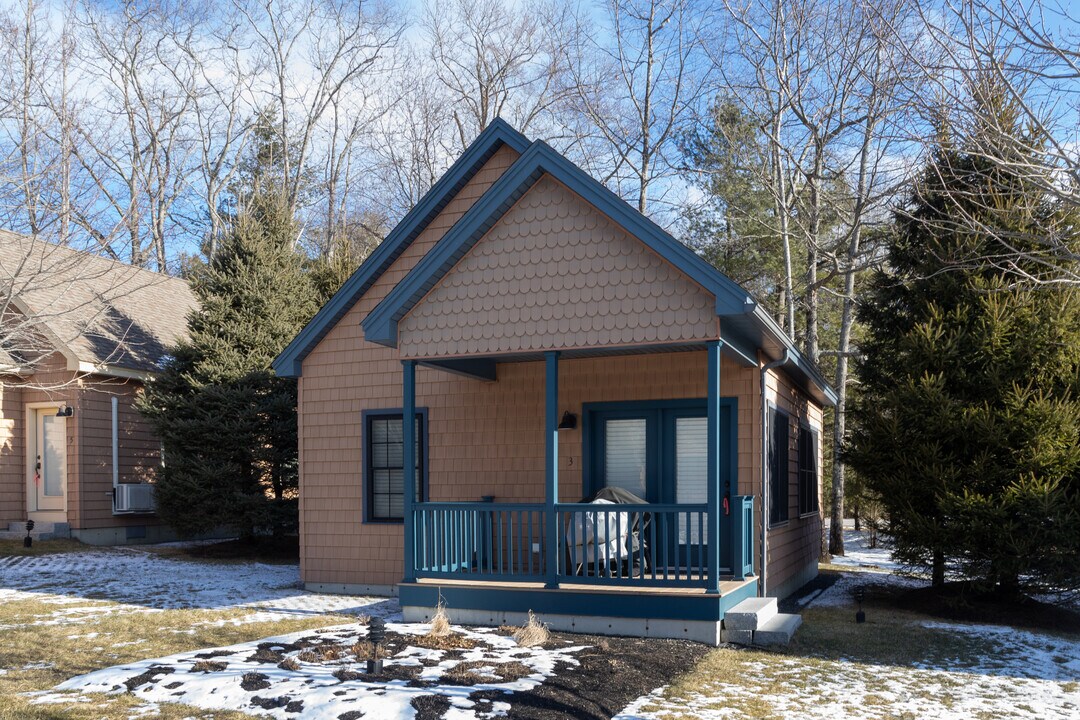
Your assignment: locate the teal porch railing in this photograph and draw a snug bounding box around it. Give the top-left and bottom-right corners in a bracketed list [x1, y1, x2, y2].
[411, 497, 756, 589]
[732, 495, 755, 580]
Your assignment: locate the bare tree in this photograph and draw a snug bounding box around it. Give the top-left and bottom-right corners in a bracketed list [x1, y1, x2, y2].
[421, 0, 576, 148]
[883, 0, 1080, 285]
[566, 0, 711, 216]
[235, 0, 403, 215]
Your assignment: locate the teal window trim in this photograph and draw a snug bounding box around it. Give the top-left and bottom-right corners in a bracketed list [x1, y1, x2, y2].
[361, 407, 429, 524]
[797, 421, 820, 517]
[768, 403, 791, 527]
[581, 398, 737, 504]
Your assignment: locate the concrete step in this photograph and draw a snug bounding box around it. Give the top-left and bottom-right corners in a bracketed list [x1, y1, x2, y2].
[724, 596, 778, 632]
[753, 612, 802, 646]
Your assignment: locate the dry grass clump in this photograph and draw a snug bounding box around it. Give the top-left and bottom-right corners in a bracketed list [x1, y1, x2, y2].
[411, 633, 478, 651]
[351, 640, 375, 660]
[296, 643, 347, 663]
[278, 656, 301, 671]
[443, 660, 535, 685]
[427, 601, 452, 637]
[190, 659, 227, 673]
[512, 611, 550, 647]
[354, 615, 372, 626]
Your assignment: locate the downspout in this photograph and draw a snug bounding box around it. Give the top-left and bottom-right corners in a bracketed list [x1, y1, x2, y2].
[111, 397, 119, 510]
[759, 350, 791, 597]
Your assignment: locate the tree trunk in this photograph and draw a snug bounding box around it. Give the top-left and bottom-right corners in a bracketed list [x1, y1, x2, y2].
[932, 550, 945, 588]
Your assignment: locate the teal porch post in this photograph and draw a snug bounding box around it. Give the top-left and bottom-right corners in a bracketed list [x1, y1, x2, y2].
[706, 340, 723, 594]
[544, 351, 560, 589]
[402, 359, 416, 583]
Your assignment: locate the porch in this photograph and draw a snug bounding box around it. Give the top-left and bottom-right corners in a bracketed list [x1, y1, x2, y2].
[395, 342, 762, 642]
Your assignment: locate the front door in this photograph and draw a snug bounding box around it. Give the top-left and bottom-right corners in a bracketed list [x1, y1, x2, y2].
[585, 399, 736, 571]
[31, 407, 67, 512]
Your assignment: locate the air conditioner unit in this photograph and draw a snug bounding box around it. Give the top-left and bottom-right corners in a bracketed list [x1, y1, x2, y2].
[114, 483, 156, 514]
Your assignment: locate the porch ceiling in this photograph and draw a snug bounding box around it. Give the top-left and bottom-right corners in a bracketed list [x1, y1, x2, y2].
[416, 340, 747, 382]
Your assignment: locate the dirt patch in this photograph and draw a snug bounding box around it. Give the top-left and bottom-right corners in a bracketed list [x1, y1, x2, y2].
[411, 694, 452, 720]
[248, 647, 285, 664]
[499, 632, 710, 720]
[337, 712, 365, 720]
[251, 695, 290, 709]
[123, 665, 174, 691]
[193, 649, 235, 659]
[240, 671, 271, 691]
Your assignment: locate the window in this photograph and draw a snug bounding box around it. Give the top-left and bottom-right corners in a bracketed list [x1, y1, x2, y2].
[769, 407, 790, 525]
[364, 411, 425, 522]
[798, 424, 819, 516]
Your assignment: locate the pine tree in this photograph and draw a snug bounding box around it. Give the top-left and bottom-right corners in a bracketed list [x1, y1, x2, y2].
[846, 77, 1080, 597]
[139, 189, 320, 538]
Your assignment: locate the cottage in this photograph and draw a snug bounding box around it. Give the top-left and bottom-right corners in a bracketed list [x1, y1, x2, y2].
[274, 120, 837, 644]
[0, 233, 195, 543]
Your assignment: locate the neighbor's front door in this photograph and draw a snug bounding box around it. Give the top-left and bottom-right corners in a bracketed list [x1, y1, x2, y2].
[31, 407, 67, 512]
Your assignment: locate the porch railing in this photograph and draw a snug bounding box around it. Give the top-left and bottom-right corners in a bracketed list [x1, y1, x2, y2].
[410, 497, 755, 589]
[413, 502, 547, 580]
[556, 502, 709, 587]
[733, 495, 755, 580]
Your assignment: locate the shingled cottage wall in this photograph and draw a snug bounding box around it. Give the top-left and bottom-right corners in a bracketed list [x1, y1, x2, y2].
[299, 147, 823, 594]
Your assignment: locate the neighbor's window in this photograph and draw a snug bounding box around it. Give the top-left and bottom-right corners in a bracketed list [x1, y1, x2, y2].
[365, 412, 424, 522]
[798, 424, 819, 516]
[769, 407, 790, 525]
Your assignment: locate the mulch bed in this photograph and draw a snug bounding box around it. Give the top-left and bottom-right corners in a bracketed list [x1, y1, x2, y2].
[498, 632, 711, 720]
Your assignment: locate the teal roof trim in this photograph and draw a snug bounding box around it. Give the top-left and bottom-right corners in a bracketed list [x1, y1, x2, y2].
[271, 119, 530, 377]
[362, 140, 757, 346]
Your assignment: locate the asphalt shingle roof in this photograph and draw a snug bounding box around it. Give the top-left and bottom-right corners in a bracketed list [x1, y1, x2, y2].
[0, 231, 195, 375]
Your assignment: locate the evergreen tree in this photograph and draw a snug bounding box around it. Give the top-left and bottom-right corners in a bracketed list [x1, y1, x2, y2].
[846, 77, 1080, 596]
[139, 189, 319, 538]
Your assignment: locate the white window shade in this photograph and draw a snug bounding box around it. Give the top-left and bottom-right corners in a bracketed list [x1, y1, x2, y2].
[604, 418, 647, 497]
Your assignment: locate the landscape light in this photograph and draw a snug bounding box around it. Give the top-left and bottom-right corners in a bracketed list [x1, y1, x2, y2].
[366, 616, 387, 674]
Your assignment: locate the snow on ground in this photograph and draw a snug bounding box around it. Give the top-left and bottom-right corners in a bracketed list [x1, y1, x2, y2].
[613, 534, 1080, 720]
[48, 622, 586, 720]
[826, 528, 903, 572]
[0, 548, 396, 626]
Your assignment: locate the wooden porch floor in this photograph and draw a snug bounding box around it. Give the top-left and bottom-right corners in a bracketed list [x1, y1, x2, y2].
[414, 576, 757, 597]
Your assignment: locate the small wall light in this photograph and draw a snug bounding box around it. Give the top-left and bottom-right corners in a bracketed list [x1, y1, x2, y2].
[56, 405, 73, 417]
[557, 411, 577, 430]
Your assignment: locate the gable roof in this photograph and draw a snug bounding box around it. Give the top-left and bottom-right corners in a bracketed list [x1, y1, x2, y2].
[271, 118, 531, 377]
[362, 141, 756, 349]
[0, 231, 196, 378]
[273, 120, 837, 406]
[361, 139, 836, 405]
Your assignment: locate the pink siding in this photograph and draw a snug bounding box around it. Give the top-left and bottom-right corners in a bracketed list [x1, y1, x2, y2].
[399, 175, 719, 358]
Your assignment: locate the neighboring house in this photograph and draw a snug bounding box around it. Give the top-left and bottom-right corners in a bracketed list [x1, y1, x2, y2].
[0, 233, 196, 544]
[274, 120, 837, 644]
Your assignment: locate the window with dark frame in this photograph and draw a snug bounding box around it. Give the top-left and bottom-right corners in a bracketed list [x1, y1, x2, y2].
[366, 413, 424, 522]
[798, 424, 819, 516]
[769, 407, 790, 525]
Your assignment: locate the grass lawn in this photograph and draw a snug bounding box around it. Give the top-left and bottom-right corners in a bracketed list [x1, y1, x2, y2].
[0, 594, 353, 720]
[0, 538, 90, 557]
[626, 571, 1080, 720]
